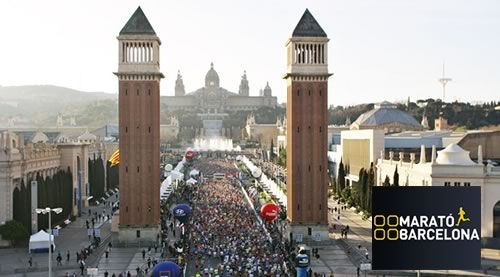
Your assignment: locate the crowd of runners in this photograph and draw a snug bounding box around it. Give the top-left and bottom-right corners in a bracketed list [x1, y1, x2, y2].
[179, 159, 290, 276]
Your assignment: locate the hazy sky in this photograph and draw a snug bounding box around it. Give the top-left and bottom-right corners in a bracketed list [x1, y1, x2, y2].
[0, 0, 499, 106]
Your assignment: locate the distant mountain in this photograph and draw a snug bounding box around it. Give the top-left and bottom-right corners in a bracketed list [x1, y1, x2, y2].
[0, 85, 117, 127]
[0, 85, 116, 116]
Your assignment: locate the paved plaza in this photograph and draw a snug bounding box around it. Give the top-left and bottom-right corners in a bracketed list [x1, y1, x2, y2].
[0, 194, 116, 276]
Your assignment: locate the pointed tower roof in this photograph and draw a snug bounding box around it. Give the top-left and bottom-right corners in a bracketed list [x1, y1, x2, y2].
[292, 9, 327, 37]
[120, 7, 156, 35]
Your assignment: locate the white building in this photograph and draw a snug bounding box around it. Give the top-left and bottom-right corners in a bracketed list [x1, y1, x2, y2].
[377, 143, 500, 241]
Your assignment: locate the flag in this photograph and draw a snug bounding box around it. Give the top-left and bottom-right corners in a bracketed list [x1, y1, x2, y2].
[109, 149, 120, 167]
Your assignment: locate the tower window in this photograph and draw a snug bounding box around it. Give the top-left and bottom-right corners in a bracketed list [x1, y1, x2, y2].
[125, 166, 128, 173]
[297, 126, 300, 133]
[148, 126, 151, 133]
[308, 90, 311, 96]
[297, 90, 300, 96]
[308, 165, 311, 171]
[319, 165, 322, 171]
[125, 126, 128, 133]
[137, 89, 139, 96]
[125, 90, 128, 95]
[319, 126, 322, 132]
[137, 166, 140, 173]
[148, 89, 151, 96]
[319, 90, 322, 96]
[297, 204, 300, 211]
[126, 206, 128, 212]
[319, 204, 322, 210]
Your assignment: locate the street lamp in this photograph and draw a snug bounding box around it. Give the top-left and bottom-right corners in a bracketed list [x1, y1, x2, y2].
[35, 207, 62, 277]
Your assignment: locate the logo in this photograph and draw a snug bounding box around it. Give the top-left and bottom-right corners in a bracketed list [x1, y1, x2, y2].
[372, 187, 481, 270]
[174, 209, 186, 216]
[373, 207, 479, 242]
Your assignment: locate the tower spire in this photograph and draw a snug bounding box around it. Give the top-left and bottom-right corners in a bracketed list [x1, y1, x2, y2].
[438, 62, 452, 102]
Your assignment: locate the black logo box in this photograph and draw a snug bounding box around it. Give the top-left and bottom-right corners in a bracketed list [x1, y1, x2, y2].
[372, 186, 481, 270]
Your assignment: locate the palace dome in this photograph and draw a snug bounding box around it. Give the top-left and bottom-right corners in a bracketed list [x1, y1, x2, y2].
[205, 62, 220, 88]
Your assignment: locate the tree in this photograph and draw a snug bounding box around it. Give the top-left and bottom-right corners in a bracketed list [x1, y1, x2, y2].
[269, 139, 276, 162]
[383, 175, 391, 186]
[393, 166, 399, 186]
[360, 170, 369, 211]
[338, 159, 346, 192]
[353, 168, 365, 207]
[366, 163, 375, 214]
[331, 176, 337, 196]
[341, 186, 352, 206]
[0, 220, 29, 245]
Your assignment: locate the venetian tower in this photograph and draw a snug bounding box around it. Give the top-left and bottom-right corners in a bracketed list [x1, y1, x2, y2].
[115, 7, 163, 243]
[285, 9, 332, 241]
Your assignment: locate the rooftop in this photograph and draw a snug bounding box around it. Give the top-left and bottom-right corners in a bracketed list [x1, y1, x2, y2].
[120, 6, 156, 35]
[292, 9, 327, 37]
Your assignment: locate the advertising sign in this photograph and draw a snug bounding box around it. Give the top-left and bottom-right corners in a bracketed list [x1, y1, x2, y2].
[372, 187, 481, 270]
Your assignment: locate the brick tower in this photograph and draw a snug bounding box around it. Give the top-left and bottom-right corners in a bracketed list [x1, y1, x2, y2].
[115, 7, 163, 243]
[285, 9, 331, 241]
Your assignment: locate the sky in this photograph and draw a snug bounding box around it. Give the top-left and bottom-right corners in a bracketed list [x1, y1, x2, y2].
[0, 0, 499, 106]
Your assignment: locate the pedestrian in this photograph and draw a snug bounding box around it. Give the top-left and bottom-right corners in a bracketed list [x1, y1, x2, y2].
[79, 260, 85, 275]
[67, 250, 70, 262]
[105, 248, 109, 259]
[357, 267, 360, 276]
[28, 255, 33, 267]
[104, 271, 109, 277]
[57, 252, 63, 266]
[142, 249, 146, 259]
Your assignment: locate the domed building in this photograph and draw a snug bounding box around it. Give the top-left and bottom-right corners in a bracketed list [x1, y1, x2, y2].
[163, 63, 277, 113]
[350, 101, 423, 133]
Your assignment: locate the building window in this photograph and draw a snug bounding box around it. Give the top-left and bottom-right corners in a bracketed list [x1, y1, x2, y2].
[444, 182, 450, 186]
[454, 182, 460, 186]
[136, 230, 141, 238]
[464, 182, 471, 187]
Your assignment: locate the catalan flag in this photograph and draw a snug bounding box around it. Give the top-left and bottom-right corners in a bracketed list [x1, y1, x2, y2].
[109, 149, 120, 167]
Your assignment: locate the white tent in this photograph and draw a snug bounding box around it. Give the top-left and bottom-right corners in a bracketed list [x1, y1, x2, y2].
[29, 230, 55, 253]
[186, 178, 198, 184]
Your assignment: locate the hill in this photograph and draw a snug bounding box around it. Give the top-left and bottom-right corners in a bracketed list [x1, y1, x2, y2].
[0, 85, 117, 127]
